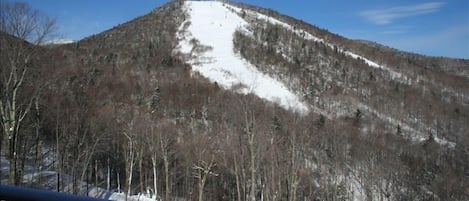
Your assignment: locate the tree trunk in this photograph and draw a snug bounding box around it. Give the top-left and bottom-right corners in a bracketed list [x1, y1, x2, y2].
[107, 158, 111, 191]
[8, 135, 18, 185]
[94, 160, 98, 189]
[55, 115, 61, 192]
[138, 151, 144, 194]
[163, 153, 170, 201]
[127, 159, 133, 200]
[234, 157, 242, 201]
[123, 130, 135, 201]
[117, 171, 121, 193]
[249, 140, 256, 201]
[159, 132, 170, 201]
[197, 176, 206, 201]
[194, 159, 216, 201]
[151, 156, 158, 200]
[126, 141, 134, 201]
[246, 111, 256, 201]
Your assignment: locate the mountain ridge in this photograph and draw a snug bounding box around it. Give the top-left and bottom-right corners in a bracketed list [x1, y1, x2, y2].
[1, 0, 468, 200]
[216, 0, 467, 144]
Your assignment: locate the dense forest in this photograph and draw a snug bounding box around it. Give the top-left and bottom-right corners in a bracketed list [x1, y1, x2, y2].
[1, 1, 468, 201]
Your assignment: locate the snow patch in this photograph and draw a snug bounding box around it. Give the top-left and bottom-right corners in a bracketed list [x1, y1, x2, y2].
[177, 1, 309, 113]
[0, 156, 157, 201]
[225, 3, 458, 147]
[226, 4, 406, 82]
[357, 102, 455, 148]
[44, 39, 75, 45]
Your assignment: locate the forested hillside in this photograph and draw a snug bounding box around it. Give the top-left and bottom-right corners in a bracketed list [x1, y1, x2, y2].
[1, 1, 468, 201]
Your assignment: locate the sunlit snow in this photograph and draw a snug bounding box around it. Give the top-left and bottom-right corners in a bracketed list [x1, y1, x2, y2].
[177, 1, 309, 113]
[44, 39, 75, 45]
[222, 3, 457, 147]
[226, 4, 404, 79]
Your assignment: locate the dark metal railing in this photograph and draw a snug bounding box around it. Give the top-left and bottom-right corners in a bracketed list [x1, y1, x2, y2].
[0, 185, 110, 201]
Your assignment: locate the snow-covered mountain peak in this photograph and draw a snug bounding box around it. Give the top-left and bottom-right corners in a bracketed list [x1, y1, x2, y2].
[44, 38, 75, 45]
[177, 1, 309, 113]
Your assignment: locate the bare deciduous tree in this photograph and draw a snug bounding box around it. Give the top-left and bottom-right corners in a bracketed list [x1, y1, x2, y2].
[0, 2, 57, 44]
[0, 1, 57, 185]
[193, 156, 217, 201]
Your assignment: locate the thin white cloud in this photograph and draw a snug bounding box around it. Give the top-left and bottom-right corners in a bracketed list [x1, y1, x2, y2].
[360, 2, 446, 25]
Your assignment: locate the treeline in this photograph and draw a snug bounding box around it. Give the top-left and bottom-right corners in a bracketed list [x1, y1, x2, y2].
[9, 63, 469, 200]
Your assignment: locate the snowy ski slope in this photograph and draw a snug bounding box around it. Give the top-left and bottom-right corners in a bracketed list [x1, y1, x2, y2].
[177, 1, 309, 113]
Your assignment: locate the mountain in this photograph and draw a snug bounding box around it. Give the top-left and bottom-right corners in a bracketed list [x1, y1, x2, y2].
[44, 39, 75, 45]
[177, 1, 469, 145]
[1, 1, 468, 200]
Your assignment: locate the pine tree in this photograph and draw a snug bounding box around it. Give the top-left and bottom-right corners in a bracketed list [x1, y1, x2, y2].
[150, 86, 161, 113]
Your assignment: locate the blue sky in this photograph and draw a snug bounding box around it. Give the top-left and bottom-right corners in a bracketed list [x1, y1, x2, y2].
[15, 0, 469, 59]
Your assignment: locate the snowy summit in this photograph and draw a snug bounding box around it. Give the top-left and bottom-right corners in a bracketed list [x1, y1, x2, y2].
[44, 38, 75, 45]
[177, 1, 309, 113]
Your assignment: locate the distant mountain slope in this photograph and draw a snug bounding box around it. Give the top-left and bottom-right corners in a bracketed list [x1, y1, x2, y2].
[1, 1, 468, 200]
[170, 1, 469, 146]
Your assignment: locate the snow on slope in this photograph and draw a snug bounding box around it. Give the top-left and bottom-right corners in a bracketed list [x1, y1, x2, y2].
[223, 3, 457, 147]
[225, 4, 405, 82]
[44, 39, 75, 45]
[177, 1, 309, 113]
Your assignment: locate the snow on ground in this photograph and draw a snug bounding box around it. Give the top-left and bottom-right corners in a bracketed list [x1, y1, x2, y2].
[177, 1, 309, 113]
[225, 2, 461, 147]
[1, 156, 156, 201]
[225, 4, 406, 82]
[357, 102, 455, 148]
